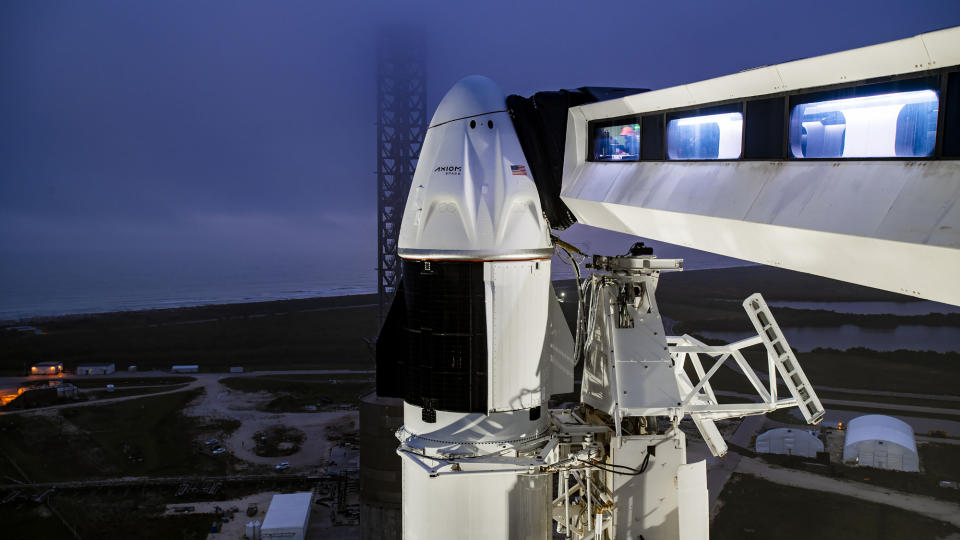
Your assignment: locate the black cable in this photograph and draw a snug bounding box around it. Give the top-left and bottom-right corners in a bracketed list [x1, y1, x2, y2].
[588, 451, 651, 476]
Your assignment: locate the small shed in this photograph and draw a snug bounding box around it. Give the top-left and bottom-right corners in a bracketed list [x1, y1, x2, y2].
[171, 365, 199, 373]
[76, 363, 115, 376]
[755, 428, 823, 458]
[842, 415, 919, 472]
[261, 492, 311, 540]
[30, 361, 63, 376]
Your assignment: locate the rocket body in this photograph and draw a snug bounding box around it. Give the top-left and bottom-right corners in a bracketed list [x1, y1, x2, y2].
[377, 76, 573, 539]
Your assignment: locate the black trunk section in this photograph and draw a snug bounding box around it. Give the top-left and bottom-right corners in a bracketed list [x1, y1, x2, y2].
[376, 260, 488, 413]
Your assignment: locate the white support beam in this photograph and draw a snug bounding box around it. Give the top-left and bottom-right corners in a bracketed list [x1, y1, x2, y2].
[561, 25, 960, 306]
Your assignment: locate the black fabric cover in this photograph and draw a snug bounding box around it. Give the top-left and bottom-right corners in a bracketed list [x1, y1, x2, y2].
[375, 282, 407, 399]
[944, 71, 960, 158]
[744, 97, 787, 159]
[376, 260, 488, 413]
[507, 87, 648, 230]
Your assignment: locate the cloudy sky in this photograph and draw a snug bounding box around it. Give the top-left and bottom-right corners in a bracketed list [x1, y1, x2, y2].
[2, 1, 959, 311]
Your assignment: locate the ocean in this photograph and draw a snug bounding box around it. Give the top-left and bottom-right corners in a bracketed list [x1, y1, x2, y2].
[0, 252, 378, 322]
[0, 233, 748, 322]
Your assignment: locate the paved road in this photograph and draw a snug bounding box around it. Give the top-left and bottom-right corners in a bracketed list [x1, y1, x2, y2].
[713, 390, 960, 418]
[917, 435, 960, 446]
[0, 369, 374, 416]
[820, 398, 960, 417]
[0, 472, 315, 491]
[735, 456, 960, 527]
[816, 385, 960, 402]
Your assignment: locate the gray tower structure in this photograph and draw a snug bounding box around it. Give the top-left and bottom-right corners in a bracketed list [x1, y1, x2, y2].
[376, 31, 427, 326]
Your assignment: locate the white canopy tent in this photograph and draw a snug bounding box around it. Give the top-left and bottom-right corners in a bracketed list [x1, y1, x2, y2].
[755, 428, 823, 458]
[842, 415, 919, 472]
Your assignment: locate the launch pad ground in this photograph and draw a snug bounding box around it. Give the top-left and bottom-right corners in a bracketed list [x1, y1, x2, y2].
[1, 266, 958, 538]
[712, 473, 960, 540]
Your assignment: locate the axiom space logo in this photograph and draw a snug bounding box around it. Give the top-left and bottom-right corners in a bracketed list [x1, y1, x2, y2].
[433, 165, 462, 175]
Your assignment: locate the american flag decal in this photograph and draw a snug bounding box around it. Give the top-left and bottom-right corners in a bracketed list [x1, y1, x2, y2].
[510, 165, 527, 175]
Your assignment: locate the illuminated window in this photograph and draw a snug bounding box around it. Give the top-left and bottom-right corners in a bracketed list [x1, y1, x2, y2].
[666, 112, 743, 160]
[789, 90, 939, 158]
[592, 122, 640, 161]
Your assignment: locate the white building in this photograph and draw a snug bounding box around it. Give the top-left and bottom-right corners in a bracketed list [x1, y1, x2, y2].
[842, 415, 919, 472]
[76, 363, 115, 376]
[171, 365, 199, 373]
[755, 428, 824, 458]
[261, 492, 311, 540]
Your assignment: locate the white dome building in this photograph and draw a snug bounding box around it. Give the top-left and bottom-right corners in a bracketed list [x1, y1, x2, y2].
[755, 428, 824, 458]
[842, 415, 919, 472]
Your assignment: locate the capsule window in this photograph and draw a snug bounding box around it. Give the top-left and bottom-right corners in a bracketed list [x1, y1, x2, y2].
[789, 90, 939, 158]
[666, 112, 743, 160]
[591, 121, 640, 161]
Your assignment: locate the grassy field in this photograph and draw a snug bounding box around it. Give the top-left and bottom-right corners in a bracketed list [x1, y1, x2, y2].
[558, 266, 960, 400]
[220, 374, 374, 412]
[84, 382, 190, 400]
[816, 389, 960, 409]
[63, 376, 195, 388]
[0, 294, 377, 375]
[797, 348, 960, 396]
[712, 473, 959, 540]
[0, 477, 321, 540]
[756, 442, 960, 502]
[2, 378, 193, 410]
[658, 265, 921, 303]
[674, 306, 960, 333]
[1, 497, 214, 540]
[0, 389, 243, 482]
[681, 341, 960, 398]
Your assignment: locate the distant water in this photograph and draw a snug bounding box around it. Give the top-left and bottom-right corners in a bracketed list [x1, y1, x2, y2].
[0, 252, 377, 322]
[0, 243, 748, 322]
[766, 300, 960, 316]
[697, 325, 960, 353]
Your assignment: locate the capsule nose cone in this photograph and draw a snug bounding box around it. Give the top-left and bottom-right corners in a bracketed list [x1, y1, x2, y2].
[430, 75, 506, 127]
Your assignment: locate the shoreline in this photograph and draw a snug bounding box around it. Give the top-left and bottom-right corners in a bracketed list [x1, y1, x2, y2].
[1, 263, 940, 326]
[0, 291, 379, 326]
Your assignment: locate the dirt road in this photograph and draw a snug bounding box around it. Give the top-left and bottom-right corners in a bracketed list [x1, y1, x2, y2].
[181, 375, 358, 471]
[3, 370, 367, 473]
[735, 456, 960, 527]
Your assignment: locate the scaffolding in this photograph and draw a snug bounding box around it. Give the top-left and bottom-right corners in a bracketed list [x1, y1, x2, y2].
[376, 29, 426, 326]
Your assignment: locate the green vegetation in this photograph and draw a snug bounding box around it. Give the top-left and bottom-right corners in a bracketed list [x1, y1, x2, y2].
[1, 387, 74, 410]
[220, 374, 373, 412]
[765, 407, 808, 426]
[658, 265, 919, 303]
[0, 294, 377, 375]
[755, 443, 960, 502]
[799, 348, 960, 396]
[712, 473, 959, 539]
[921, 442, 960, 484]
[823, 404, 960, 422]
[253, 425, 306, 457]
[0, 492, 214, 540]
[85, 382, 190, 400]
[0, 389, 241, 482]
[817, 389, 960, 410]
[63, 376, 195, 388]
[674, 308, 960, 334]
[677, 342, 960, 398]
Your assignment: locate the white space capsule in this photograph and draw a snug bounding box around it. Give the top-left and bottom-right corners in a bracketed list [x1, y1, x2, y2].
[377, 76, 574, 539]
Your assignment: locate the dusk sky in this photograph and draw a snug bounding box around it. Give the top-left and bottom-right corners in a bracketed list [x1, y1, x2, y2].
[2, 1, 960, 315]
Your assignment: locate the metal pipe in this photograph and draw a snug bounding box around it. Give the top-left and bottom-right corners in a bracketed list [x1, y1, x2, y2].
[586, 470, 592, 533]
[564, 471, 571, 539]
